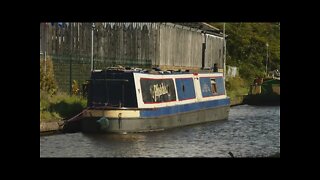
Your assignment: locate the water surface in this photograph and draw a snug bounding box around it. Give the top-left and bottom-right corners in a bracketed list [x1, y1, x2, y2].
[40, 105, 280, 157]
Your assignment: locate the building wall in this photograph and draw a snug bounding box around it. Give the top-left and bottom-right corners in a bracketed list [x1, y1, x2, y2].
[41, 22, 160, 66]
[40, 22, 224, 92]
[205, 34, 224, 69]
[159, 23, 203, 68]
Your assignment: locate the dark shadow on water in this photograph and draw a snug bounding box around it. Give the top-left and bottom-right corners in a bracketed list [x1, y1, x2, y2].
[83, 132, 147, 143]
[81, 119, 229, 143]
[40, 131, 63, 137]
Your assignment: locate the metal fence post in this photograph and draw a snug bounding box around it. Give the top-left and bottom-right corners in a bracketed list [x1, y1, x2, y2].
[44, 51, 47, 74]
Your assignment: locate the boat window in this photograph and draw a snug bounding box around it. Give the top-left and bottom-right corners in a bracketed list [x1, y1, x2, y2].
[88, 72, 138, 108]
[140, 78, 176, 103]
[175, 78, 196, 101]
[200, 77, 225, 97]
[211, 78, 217, 94]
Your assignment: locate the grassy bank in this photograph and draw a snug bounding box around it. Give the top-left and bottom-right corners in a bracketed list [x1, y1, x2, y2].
[226, 77, 249, 105]
[40, 90, 87, 122]
[40, 58, 87, 122]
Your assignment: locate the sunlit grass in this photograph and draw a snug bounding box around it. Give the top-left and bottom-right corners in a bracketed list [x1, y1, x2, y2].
[40, 90, 87, 122]
[226, 77, 249, 105]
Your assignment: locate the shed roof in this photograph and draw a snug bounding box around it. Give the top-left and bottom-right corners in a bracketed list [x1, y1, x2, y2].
[174, 22, 226, 37]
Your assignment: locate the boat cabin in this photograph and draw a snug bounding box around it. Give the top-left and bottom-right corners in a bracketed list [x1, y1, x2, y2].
[87, 69, 227, 109]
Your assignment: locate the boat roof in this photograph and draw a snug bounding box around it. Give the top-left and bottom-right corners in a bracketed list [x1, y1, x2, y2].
[92, 68, 222, 76]
[92, 66, 222, 75]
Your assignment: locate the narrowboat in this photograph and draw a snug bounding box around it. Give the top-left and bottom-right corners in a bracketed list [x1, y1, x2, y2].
[63, 68, 230, 133]
[244, 77, 280, 106]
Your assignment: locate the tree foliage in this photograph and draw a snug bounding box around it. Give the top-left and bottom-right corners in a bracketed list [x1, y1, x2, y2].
[210, 23, 280, 82]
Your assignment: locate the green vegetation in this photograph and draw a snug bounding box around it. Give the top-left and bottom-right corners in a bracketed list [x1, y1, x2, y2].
[211, 23, 280, 102]
[211, 22, 280, 83]
[225, 77, 249, 105]
[40, 90, 87, 122]
[40, 58, 57, 96]
[226, 77, 248, 97]
[40, 58, 87, 122]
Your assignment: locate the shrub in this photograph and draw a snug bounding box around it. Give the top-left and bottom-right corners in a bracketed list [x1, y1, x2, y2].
[40, 57, 57, 95]
[226, 76, 249, 100]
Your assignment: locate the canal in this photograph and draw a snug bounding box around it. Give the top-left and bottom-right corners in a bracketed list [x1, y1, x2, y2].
[40, 105, 280, 157]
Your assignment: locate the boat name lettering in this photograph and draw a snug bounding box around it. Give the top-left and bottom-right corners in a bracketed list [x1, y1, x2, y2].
[150, 83, 169, 102]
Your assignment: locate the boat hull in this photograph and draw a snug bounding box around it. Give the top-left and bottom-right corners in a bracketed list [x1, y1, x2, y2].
[78, 105, 230, 133]
[244, 94, 280, 106]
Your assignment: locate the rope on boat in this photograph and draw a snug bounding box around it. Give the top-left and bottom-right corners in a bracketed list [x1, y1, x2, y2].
[62, 107, 90, 125]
